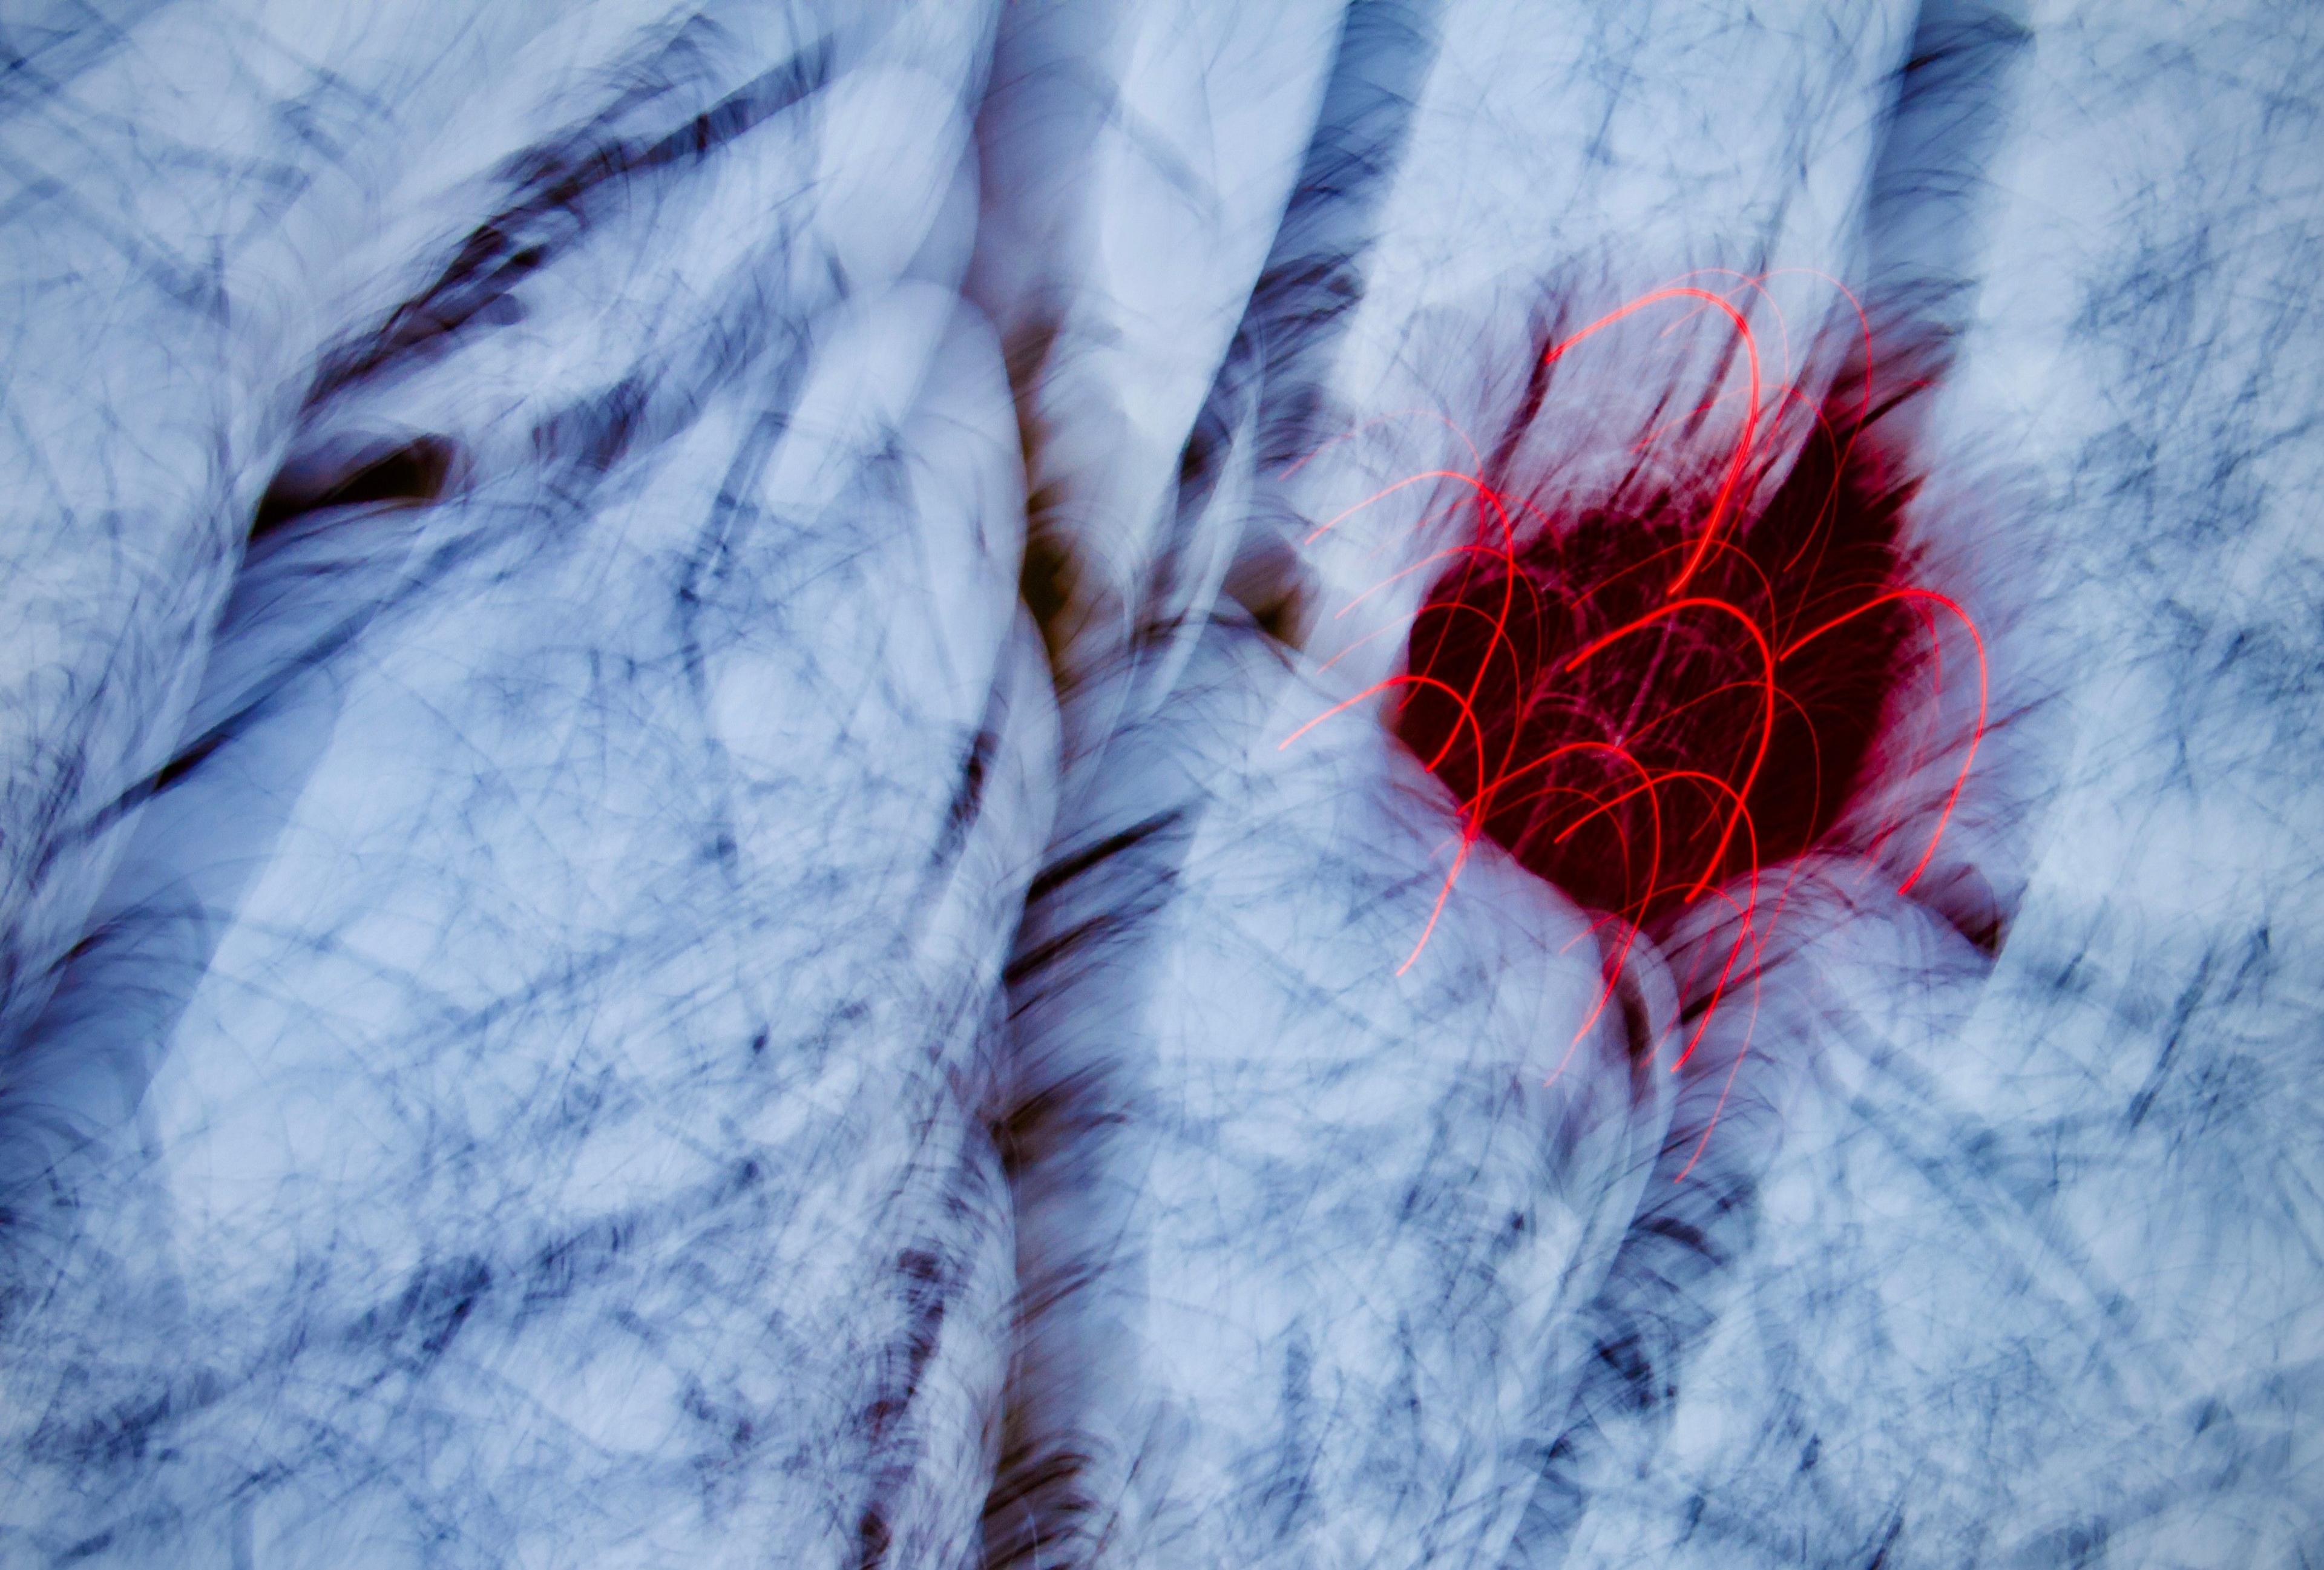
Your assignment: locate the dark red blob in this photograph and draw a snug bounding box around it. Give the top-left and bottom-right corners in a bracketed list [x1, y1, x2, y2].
[1394, 399, 1920, 931]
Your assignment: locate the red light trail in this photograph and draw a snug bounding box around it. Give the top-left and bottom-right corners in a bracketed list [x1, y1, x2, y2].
[1284, 278, 1990, 1173]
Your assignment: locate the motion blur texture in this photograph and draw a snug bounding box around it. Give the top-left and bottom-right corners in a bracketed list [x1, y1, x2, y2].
[0, 3, 2317, 1566]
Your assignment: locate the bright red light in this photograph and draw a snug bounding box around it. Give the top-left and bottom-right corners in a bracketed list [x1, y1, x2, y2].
[1284, 278, 1989, 1171]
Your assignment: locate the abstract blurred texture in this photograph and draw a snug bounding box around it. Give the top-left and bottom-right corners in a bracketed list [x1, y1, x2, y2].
[0, 4, 2316, 1565]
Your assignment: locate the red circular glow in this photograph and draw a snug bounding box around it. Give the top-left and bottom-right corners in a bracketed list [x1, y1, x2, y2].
[1281, 280, 1991, 1163]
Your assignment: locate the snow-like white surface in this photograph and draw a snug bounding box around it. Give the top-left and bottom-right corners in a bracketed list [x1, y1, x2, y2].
[1, 2, 2316, 1565]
